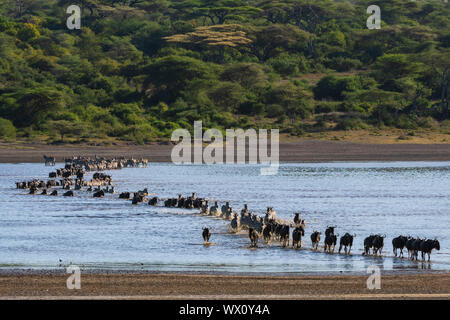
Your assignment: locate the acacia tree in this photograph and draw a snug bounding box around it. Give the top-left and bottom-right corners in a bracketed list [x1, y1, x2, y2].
[164, 24, 252, 63]
[172, 0, 261, 25]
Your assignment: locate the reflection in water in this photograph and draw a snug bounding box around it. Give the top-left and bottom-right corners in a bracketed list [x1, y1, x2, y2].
[0, 162, 449, 274]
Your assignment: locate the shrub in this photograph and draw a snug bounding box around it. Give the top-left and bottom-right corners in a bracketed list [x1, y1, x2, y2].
[335, 118, 366, 130]
[0, 118, 16, 139]
[266, 104, 284, 118]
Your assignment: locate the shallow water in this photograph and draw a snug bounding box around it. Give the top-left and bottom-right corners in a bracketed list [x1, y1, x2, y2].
[0, 162, 449, 274]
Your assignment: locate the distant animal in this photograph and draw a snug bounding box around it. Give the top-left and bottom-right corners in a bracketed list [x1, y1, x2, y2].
[324, 226, 337, 253]
[249, 228, 258, 247]
[29, 186, 38, 195]
[372, 234, 385, 255]
[363, 235, 375, 255]
[324, 233, 337, 253]
[131, 193, 144, 204]
[262, 222, 273, 243]
[202, 228, 211, 243]
[338, 233, 355, 254]
[280, 225, 290, 248]
[50, 190, 58, 196]
[419, 239, 440, 261]
[63, 190, 74, 197]
[293, 213, 301, 225]
[148, 197, 158, 206]
[93, 190, 105, 198]
[406, 237, 416, 259]
[230, 213, 240, 231]
[411, 238, 423, 260]
[292, 226, 305, 249]
[119, 192, 130, 199]
[310, 231, 321, 250]
[392, 235, 409, 257]
[43, 155, 55, 166]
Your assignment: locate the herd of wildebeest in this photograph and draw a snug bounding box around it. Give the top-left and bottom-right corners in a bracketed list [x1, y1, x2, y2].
[15, 155, 441, 262]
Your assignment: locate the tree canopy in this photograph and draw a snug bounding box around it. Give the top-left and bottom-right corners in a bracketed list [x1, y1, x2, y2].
[0, 0, 449, 143]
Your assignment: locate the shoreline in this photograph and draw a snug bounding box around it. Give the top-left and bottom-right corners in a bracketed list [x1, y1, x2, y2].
[0, 270, 449, 299]
[1, 140, 450, 163]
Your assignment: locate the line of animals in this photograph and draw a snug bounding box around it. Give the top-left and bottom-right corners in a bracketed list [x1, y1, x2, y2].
[43, 154, 148, 170]
[18, 162, 441, 262]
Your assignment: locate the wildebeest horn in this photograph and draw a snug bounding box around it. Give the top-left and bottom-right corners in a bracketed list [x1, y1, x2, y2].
[382, 234, 386, 238]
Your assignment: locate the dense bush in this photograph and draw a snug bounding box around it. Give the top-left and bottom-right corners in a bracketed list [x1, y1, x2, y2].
[0, 0, 448, 143]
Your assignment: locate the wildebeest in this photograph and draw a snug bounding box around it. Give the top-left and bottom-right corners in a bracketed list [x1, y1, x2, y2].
[50, 190, 58, 196]
[93, 190, 105, 198]
[221, 202, 232, 220]
[262, 223, 273, 243]
[148, 197, 158, 206]
[392, 235, 409, 257]
[293, 213, 301, 225]
[338, 233, 355, 254]
[264, 207, 276, 223]
[310, 231, 321, 250]
[363, 235, 375, 255]
[201, 200, 210, 214]
[324, 226, 337, 253]
[324, 233, 337, 253]
[419, 239, 440, 261]
[63, 190, 74, 197]
[29, 186, 38, 194]
[406, 237, 416, 259]
[131, 193, 144, 204]
[410, 238, 424, 260]
[280, 225, 290, 248]
[43, 155, 55, 166]
[202, 228, 211, 243]
[371, 234, 385, 256]
[119, 192, 130, 199]
[249, 228, 258, 247]
[230, 213, 240, 232]
[292, 226, 305, 249]
[210, 201, 220, 216]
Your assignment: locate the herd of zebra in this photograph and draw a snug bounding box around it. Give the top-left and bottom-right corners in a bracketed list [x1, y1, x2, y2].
[16, 157, 441, 262]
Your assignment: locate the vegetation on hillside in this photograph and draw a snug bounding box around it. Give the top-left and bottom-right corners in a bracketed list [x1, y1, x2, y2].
[0, 0, 449, 143]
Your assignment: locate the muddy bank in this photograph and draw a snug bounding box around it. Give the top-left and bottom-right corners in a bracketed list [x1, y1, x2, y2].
[0, 271, 449, 299]
[1, 141, 450, 163]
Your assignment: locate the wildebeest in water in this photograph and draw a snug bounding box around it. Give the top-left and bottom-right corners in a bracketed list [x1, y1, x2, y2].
[310, 231, 321, 251]
[338, 233, 355, 254]
[392, 235, 409, 258]
[202, 228, 211, 243]
[249, 228, 258, 247]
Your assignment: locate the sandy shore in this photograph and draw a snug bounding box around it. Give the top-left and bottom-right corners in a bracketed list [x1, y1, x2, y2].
[0, 271, 449, 299]
[1, 140, 450, 163]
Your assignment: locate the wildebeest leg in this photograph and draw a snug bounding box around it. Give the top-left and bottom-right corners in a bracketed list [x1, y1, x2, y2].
[393, 248, 397, 257]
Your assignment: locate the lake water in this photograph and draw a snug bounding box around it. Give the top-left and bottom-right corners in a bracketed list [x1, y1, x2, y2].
[0, 162, 449, 274]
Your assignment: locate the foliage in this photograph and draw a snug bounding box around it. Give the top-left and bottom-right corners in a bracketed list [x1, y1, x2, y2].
[0, 0, 449, 142]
